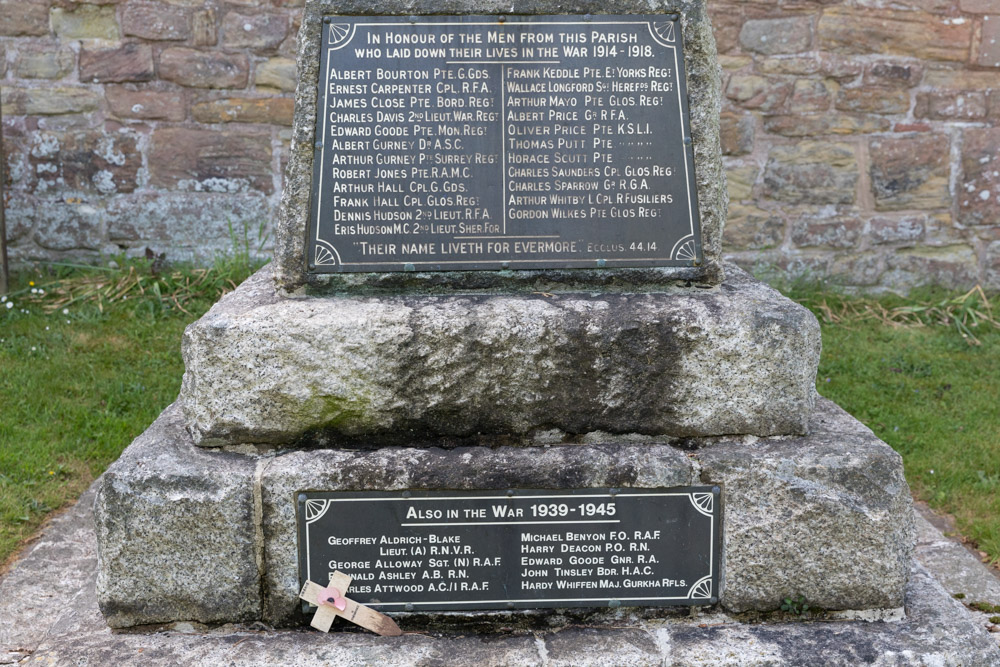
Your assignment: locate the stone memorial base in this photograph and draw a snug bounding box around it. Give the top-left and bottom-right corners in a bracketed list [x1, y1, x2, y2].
[95, 398, 912, 629]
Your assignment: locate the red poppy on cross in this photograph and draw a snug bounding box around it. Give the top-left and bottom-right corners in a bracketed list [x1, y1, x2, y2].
[299, 570, 403, 636]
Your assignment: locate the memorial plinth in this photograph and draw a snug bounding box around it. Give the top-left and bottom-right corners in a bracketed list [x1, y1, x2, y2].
[95, 0, 918, 648]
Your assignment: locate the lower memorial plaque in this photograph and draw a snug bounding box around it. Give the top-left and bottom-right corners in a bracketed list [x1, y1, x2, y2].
[297, 487, 720, 610]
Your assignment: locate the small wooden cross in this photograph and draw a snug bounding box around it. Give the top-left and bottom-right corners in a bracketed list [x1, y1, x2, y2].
[299, 570, 402, 637]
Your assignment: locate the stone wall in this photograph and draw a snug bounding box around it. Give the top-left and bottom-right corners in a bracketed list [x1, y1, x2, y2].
[1, 0, 998, 290]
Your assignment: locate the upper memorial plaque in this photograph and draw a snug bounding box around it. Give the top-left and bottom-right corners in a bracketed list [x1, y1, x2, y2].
[307, 16, 701, 273]
[274, 1, 725, 291]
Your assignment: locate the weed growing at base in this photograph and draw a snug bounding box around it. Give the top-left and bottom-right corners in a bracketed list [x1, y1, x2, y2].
[0, 253, 264, 567]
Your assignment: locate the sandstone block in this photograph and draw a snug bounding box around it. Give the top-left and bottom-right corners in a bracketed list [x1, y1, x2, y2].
[50, 4, 120, 41]
[32, 200, 102, 250]
[915, 91, 988, 120]
[738, 16, 812, 55]
[923, 68, 1000, 90]
[121, 2, 192, 41]
[159, 47, 248, 89]
[818, 7, 971, 62]
[13, 44, 75, 79]
[789, 79, 830, 113]
[763, 142, 857, 205]
[958, 128, 1000, 226]
[94, 406, 261, 628]
[221, 11, 287, 51]
[149, 126, 273, 192]
[106, 192, 270, 264]
[726, 165, 757, 201]
[80, 43, 155, 83]
[1, 87, 100, 116]
[986, 241, 1000, 290]
[255, 57, 297, 91]
[975, 15, 1000, 68]
[10, 128, 141, 196]
[818, 55, 863, 81]
[961, 0, 996, 11]
[791, 217, 861, 249]
[725, 74, 790, 112]
[0, 1, 49, 35]
[191, 96, 294, 125]
[870, 216, 926, 245]
[864, 61, 923, 87]
[0, 44, 5, 77]
[884, 245, 979, 291]
[180, 264, 820, 447]
[870, 134, 951, 211]
[191, 8, 216, 46]
[763, 114, 890, 137]
[835, 86, 910, 115]
[724, 204, 783, 251]
[706, 2, 743, 54]
[758, 56, 820, 76]
[719, 112, 753, 155]
[106, 86, 187, 121]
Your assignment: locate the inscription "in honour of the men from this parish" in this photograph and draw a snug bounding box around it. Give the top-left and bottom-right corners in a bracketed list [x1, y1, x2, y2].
[297, 488, 720, 611]
[307, 15, 702, 273]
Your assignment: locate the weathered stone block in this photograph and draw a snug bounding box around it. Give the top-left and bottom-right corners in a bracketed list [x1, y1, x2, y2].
[13, 44, 75, 79]
[724, 204, 783, 251]
[738, 16, 812, 55]
[864, 61, 923, 87]
[50, 4, 121, 41]
[159, 47, 249, 88]
[32, 200, 103, 251]
[962, 0, 997, 12]
[818, 7, 972, 62]
[121, 2, 192, 40]
[725, 165, 757, 202]
[191, 8, 216, 46]
[758, 56, 820, 76]
[835, 86, 910, 115]
[179, 264, 820, 447]
[221, 11, 287, 51]
[884, 245, 980, 291]
[975, 14, 1000, 68]
[0, 0, 49, 35]
[791, 216, 861, 249]
[923, 68, 1000, 91]
[80, 43, 155, 83]
[763, 142, 857, 205]
[94, 405, 261, 628]
[725, 74, 790, 112]
[789, 79, 830, 113]
[870, 216, 925, 245]
[1, 87, 100, 116]
[870, 134, 951, 212]
[763, 114, 890, 137]
[106, 192, 270, 261]
[191, 96, 294, 125]
[94, 396, 912, 627]
[958, 127, 1000, 226]
[255, 57, 297, 91]
[148, 126, 273, 193]
[915, 91, 988, 120]
[986, 241, 1000, 290]
[719, 112, 753, 155]
[106, 86, 187, 121]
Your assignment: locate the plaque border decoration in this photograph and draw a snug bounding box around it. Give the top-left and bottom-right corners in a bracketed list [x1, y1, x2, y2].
[296, 486, 722, 612]
[306, 15, 703, 274]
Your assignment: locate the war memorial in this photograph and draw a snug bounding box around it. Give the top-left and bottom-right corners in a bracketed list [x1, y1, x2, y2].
[70, 0, 1000, 662]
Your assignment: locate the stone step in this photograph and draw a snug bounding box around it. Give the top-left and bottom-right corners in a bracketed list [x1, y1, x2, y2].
[95, 397, 911, 629]
[179, 263, 821, 448]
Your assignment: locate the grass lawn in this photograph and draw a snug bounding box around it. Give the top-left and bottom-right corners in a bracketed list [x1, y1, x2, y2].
[1, 266, 998, 570]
